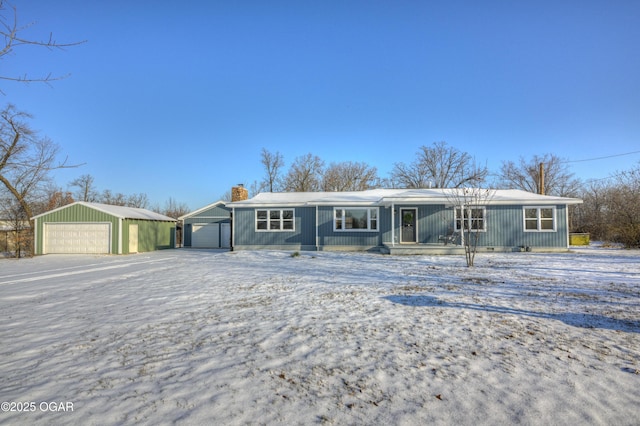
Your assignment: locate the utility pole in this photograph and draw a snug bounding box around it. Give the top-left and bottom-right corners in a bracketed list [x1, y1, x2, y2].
[539, 162, 545, 195]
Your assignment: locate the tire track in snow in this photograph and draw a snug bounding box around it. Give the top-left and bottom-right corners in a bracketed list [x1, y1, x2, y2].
[0, 257, 177, 285]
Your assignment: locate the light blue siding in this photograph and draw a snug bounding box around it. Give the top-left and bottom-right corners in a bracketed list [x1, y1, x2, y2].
[233, 207, 315, 249]
[316, 206, 387, 249]
[387, 204, 569, 248]
[233, 203, 570, 251]
[183, 204, 230, 247]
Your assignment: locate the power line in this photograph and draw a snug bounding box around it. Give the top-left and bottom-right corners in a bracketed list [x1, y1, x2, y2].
[563, 150, 640, 164]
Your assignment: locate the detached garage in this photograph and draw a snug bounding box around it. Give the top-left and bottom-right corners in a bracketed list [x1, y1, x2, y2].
[179, 201, 230, 248]
[33, 202, 177, 255]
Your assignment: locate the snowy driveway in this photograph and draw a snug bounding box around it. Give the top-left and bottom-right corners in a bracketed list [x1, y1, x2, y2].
[1, 248, 639, 425]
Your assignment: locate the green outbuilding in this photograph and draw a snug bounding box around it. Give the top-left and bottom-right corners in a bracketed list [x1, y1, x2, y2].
[32, 202, 177, 255]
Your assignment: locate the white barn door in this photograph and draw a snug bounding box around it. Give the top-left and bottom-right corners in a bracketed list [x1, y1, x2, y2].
[129, 224, 139, 253]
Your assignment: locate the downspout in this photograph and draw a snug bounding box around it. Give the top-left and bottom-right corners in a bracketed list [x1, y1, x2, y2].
[391, 202, 395, 247]
[231, 207, 235, 250]
[565, 204, 569, 249]
[315, 205, 319, 251]
[460, 205, 466, 247]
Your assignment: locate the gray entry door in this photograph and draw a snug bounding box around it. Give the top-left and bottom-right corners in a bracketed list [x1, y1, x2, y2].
[400, 208, 417, 243]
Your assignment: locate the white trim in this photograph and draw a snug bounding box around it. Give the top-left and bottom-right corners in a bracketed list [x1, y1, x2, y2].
[315, 205, 319, 250]
[227, 189, 583, 208]
[454, 206, 487, 232]
[333, 207, 379, 232]
[565, 205, 570, 248]
[255, 208, 295, 232]
[43, 222, 112, 254]
[391, 203, 395, 246]
[399, 207, 418, 244]
[32, 201, 176, 222]
[523, 206, 557, 232]
[231, 207, 236, 249]
[34, 218, 39, 254]
[184, 216, 229, 220]
[178, 200, 227, 220]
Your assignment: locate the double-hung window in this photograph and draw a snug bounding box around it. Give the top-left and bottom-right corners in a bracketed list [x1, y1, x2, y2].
[455, 207, 486, 231]
[524, 207, 556, 231]
[334, 208, 378, 231]
[256, 209, 294, 231]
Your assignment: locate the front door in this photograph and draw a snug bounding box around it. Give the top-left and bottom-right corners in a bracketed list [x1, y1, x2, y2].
[400, 208, 417, 243]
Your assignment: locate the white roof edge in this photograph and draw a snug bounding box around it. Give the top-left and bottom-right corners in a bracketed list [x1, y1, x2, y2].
[32, 201, 84, 220]
[227, 202, 307, 207]
[178, 200, 227, 220]
[228, 190, 584, 207]
[33, 202, 177, 221]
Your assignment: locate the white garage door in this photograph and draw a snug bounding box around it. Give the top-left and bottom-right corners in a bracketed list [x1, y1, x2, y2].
[192, 224, 220, 248]
[44, 223, 111, 254]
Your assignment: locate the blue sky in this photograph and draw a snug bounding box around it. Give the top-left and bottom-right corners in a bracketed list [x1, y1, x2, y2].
[5, 0, 640, 210]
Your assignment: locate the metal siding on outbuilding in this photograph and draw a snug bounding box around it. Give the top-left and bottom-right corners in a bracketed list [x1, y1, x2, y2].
[33, 203, 176, 255]
[35, 204, 120, 255]
[123, 219, 176, 254]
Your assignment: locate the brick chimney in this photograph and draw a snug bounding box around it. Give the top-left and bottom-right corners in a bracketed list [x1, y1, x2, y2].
[231, 184, 248, 202]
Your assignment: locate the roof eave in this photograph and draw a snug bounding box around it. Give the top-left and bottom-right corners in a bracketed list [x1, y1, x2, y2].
[178, 200, 226, 220]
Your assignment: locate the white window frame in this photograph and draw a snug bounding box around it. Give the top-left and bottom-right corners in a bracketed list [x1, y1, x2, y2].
[523, 206, 556, 232]
[334, 207, 379, 232]
[455, 206, 486, 232]
[255, 209, 295, 232]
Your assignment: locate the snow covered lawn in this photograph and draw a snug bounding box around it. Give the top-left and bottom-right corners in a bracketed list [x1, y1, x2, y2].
[1, 247, 639, 425]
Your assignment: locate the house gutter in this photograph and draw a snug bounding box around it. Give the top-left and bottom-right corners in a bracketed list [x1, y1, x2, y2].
[315, 205, 319, 251]
[231, 207, 235, 250]
[565, 204, 570, 249]
[391, 202, 395, 247]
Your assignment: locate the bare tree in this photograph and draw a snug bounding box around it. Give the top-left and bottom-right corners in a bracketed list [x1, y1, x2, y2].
[390, 160, 430, 188]
[161, 197, 190, 219]
[391, 141, 488, 188]
[44, 188, 74, 211]
[0, 104, 75, 222]
[499, 153, 581, 196]
[0, 1, 86, 93]
[260, 148, 284, 192]
[446, 187, 495, 267]
[69, 174, 98, 202]
[99, 189, 126, 206]
[573, 180, 609, 239]
[126, 193, 149, 209]
[606, 164, 640, 248]
[0, 196, 30, 257]
[283, 153, 324, 192]
[322, 161, 379, 191]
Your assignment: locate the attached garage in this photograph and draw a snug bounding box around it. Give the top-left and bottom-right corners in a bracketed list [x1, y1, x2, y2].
[179, 201, 231, 248]
[33, 202, 177, 255]
[192, 224, 219, 248]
